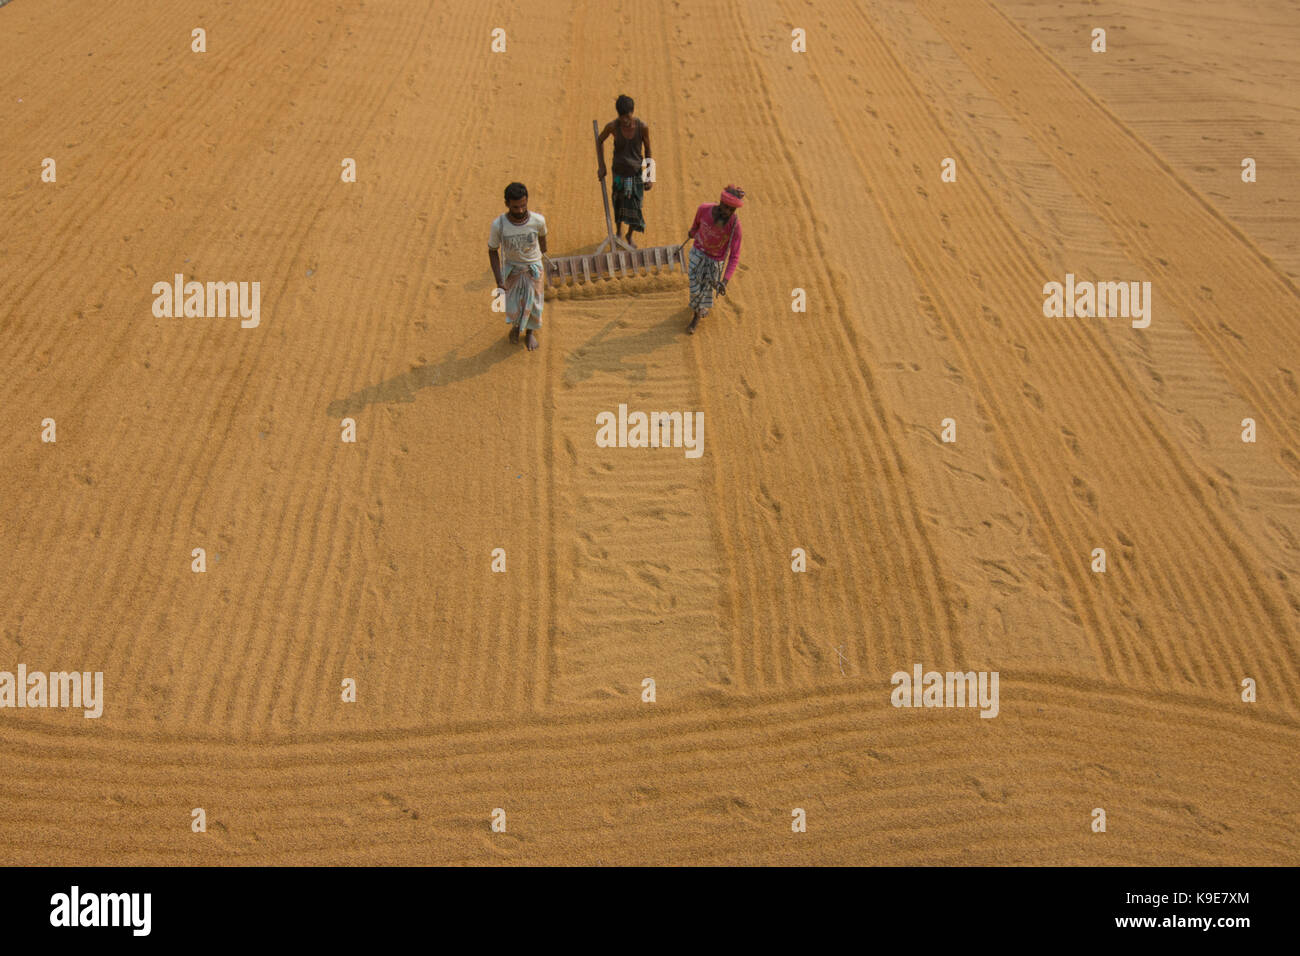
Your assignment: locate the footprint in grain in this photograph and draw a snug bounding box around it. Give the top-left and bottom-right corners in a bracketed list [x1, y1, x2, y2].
[1182, 418, 1208, 448]
[481, 831, 525, 856]
[945, 461, 987, 483]
[630, 783, 660, 805]
[967, 775, 1010, 803]
[1071, 476, 1099, 513]
[631, 561, 669, 591]
[376, 792, 419, 820]
[693, 794, 761, 826]
[579, 530, 609, 560]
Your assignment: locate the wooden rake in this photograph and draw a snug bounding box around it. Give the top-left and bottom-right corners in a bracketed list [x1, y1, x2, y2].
[543, 120, 690, 288]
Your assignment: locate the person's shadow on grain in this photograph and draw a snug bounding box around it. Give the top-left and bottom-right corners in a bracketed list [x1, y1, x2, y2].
[327, 335, 518, 417]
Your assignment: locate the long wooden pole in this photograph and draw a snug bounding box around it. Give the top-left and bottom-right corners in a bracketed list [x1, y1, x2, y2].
[595, 119, 636, 254]
[595, 120, 618, 252]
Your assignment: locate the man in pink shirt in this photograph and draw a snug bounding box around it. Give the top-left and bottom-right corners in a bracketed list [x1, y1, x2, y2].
[681, 185, 745, 334]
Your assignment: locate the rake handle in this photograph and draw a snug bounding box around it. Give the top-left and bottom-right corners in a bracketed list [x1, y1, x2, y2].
[594, 120, 618, 246]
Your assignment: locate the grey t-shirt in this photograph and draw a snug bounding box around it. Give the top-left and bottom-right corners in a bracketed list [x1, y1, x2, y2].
[489, 212, 547, 266]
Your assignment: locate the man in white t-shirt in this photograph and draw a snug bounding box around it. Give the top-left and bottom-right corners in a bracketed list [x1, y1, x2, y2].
[488, 182, 548, 351]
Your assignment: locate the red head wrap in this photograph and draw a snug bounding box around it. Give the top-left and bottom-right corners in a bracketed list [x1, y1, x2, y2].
[720, 185, 746, 208]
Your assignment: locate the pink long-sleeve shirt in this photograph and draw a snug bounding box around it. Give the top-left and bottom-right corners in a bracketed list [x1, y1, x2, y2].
[689, 203, 742, 282]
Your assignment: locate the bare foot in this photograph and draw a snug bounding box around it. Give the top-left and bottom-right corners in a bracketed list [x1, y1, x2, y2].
[509, 323, 521, 344]
[686, 313, 700, 334]
[526, 329, 539, 351]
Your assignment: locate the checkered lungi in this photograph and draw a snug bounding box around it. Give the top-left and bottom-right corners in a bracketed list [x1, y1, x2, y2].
[611, 174, 645, 233]
[688, 245, 724, 315]
[502, 260, 544, 331]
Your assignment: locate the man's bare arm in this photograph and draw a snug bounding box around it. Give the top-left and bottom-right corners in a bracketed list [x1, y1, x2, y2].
[596, 121, 613, 178]
[641, 124, 653, 189]
[538, 234, 547, 256]
[488, 248, 503, 288]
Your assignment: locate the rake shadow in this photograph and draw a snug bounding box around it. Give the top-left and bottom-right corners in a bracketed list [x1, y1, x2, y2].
[563, 308, 694, 387]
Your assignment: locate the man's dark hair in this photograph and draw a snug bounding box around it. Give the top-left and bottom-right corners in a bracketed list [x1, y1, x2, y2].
[504, 181, 528, 202]
[615, 94, 634, 116]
